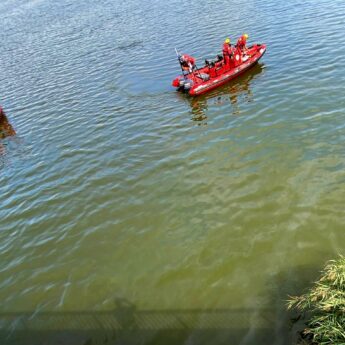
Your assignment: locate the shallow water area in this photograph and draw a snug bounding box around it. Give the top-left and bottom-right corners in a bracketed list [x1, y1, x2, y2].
[1, 0, 345, 344]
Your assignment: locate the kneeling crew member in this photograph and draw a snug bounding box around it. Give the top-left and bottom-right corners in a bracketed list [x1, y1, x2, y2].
[180, 54, 196, 73]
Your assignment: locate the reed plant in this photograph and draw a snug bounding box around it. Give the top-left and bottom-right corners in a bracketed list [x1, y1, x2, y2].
[287, 256, 345, 345]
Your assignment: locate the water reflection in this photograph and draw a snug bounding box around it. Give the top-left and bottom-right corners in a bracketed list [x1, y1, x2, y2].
[181, 63, 265, 122]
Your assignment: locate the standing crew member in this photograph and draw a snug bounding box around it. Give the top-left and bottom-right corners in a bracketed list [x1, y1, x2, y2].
[236, 33, 249, 53]
[222, 38, 233, 66]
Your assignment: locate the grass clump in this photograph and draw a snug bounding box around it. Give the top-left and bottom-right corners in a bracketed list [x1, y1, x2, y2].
[288, 256, 345, 345]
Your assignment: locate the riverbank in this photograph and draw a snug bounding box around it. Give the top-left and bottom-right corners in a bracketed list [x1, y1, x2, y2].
[288, 256, 345, 345]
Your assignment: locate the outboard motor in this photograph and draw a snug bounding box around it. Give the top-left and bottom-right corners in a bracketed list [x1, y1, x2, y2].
[181, 78, 194, 91]
[172, 77, 193, 91]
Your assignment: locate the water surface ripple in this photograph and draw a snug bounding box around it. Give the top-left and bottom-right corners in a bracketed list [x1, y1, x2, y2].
[1, 0, 345, 344]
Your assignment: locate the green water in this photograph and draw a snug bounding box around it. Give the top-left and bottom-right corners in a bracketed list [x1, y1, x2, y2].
[1, 0, 345, 344]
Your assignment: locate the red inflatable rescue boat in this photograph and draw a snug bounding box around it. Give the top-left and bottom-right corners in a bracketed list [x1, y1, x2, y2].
[172, 43, 266, 96]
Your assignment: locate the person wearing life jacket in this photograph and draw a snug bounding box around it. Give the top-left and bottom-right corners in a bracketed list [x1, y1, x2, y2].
[222, 38, 234, 66]
[237, 33, 248, 53]
[233, 34, 249, 66]
[179, 54, 196, 73]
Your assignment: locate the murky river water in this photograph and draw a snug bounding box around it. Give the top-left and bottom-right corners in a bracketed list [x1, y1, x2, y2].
[1, 0, 345, 344]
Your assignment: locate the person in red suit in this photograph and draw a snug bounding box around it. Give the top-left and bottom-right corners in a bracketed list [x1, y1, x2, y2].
[222, 38, 234, 66]
[236, 33, 249, 53]
[179, 54, 196, 73]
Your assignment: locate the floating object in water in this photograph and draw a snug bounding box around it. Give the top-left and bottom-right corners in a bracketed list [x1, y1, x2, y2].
[172, 43, 266, 96]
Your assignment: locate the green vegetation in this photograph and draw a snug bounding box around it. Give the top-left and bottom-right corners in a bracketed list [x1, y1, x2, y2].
[288, 256, 345, 345]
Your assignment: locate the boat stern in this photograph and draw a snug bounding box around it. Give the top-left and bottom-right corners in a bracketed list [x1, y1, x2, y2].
[172, 76, 194, 93]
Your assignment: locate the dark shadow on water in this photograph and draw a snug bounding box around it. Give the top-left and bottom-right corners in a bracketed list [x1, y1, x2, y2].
[178, 63, 265, 124]
[262, 262, 327, 345]
[117, 40, 144, 51]
[0, 263, 326, 345]
[0, 307, 284, 345]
